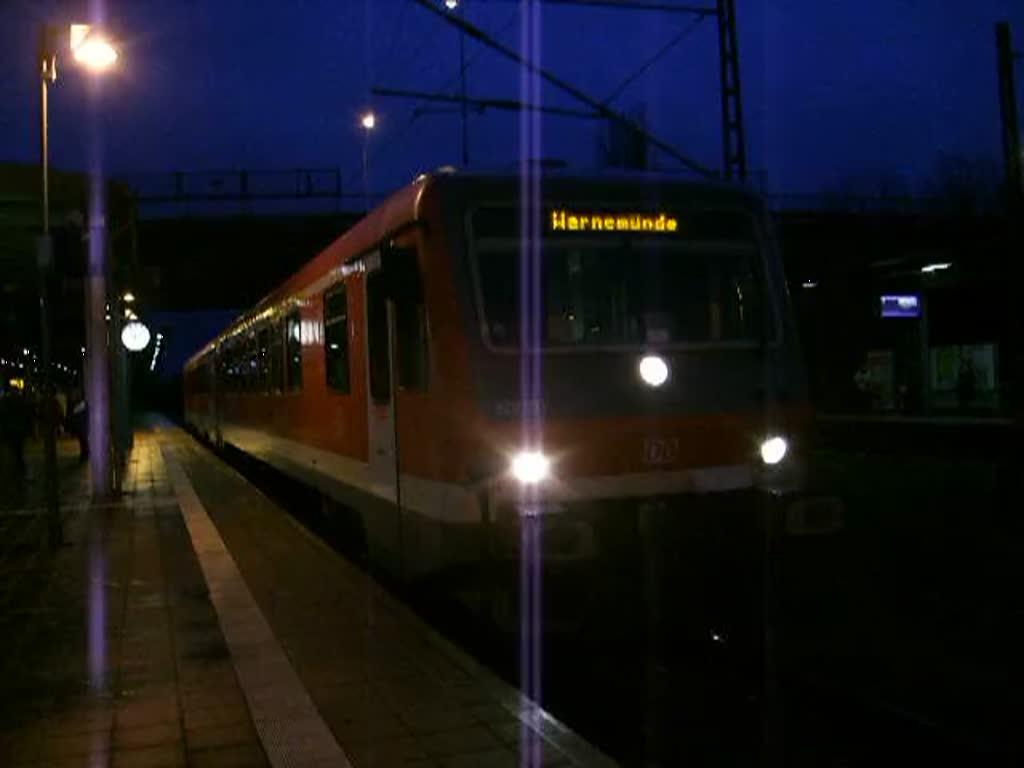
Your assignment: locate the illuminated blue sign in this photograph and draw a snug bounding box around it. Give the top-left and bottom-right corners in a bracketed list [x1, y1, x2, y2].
[880, 294, 920, 318]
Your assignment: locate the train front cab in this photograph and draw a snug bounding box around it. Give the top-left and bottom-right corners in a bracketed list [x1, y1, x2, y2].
[417, 175, 818, 635]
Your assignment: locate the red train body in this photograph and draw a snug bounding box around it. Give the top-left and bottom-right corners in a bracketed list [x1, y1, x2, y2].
[184, 172, 810, 579]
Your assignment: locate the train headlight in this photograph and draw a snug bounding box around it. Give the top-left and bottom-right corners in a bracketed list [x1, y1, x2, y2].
[638, 355, 669, 387]
[759, 436, 788, 466]
[511, 451, 550, 485]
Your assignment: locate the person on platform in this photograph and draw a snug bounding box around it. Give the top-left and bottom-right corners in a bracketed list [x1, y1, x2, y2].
[956, 354, 977, 411]
[0, 385, 33, 479]
[68, 388, 89, 462]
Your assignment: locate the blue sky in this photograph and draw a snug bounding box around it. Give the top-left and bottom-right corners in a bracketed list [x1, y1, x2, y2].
[1, 0, 1022, 196]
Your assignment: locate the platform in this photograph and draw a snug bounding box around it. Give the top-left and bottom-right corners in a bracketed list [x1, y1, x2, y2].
[815, 411, 1019, 458]
[0, 421, 615, 767]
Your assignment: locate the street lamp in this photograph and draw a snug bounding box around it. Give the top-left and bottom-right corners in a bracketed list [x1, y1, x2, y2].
[38, 22, 120, 538]
[70, 25, 118, 70]
[360, 111, 376, 213]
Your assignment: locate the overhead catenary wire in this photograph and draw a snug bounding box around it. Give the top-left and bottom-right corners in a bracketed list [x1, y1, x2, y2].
[471, 0, 715, 15]
[601, 15, 705, 105]
[357, 7, 520, 181]
[373, 86, 604, 119]
[381, 3, 455, 90]
[410, 0, 716, 176]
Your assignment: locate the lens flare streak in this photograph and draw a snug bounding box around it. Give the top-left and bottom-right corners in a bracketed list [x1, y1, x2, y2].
[517, 1, 545, 765]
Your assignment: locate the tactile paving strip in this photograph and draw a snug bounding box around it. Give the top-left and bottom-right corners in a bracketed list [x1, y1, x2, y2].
[163, 446, 352, 768]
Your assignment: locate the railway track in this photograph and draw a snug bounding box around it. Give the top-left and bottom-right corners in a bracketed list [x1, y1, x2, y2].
[206, 433, 1019, 766]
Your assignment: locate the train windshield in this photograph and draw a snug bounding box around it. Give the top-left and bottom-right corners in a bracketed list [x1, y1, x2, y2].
[475, 240, 765, 349]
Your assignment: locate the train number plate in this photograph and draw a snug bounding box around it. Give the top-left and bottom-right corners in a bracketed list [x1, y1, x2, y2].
[643, 437, 680, 465]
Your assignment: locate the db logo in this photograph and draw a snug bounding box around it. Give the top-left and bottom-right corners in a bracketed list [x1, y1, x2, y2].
[643, 437, 680, 465]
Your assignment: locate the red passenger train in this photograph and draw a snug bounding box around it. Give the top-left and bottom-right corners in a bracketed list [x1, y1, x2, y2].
[183, 171, 810, 584]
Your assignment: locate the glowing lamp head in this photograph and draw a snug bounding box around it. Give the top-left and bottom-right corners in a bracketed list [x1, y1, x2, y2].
[511, 451, 550, 485]
[121, 321, 151, 352]
[445, 0, 460, 8]
[361, 112, 377, 130]
[759, 436, 788, 466]
[638, 355, 669, 387]
[69, 25, 118, 71]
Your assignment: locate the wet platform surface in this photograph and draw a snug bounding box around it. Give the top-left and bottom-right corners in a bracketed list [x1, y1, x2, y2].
[0, 436, 267, 767]
[0, 423, 614, 768]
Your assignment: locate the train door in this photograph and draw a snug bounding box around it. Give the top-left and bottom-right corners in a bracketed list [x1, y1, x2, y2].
[363, 255, 402, 564]
[211, 347, 222, 446]
[207, 354, 217, 440]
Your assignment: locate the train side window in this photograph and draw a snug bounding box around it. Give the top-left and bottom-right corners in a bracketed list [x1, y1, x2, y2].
[396, 302, 429, 391]
[229, 344, 240, 392]
[269, 321, 283, 393]
[324, 286, 350, 393]
[234, 343, 243, 392]
[366, 271, 391, 403]
[226, 345, 235, 391]
[218, 348, 230, 392]
[257, 328, 270, 392]
[246, 333, 258, 391]
[235, 340, 243, 391]
[222, 346, 231, 391]
[286, 312, 302, 391]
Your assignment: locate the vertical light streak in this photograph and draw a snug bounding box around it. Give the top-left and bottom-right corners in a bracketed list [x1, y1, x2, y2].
[518, 1, 543, 766]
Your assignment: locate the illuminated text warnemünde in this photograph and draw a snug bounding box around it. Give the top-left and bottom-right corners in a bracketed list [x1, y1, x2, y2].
[549, 209, 679, 233]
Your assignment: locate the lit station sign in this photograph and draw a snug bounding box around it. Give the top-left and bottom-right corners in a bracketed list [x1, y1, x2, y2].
[880, 294, 920, 318]
[549, 209, 679, 234]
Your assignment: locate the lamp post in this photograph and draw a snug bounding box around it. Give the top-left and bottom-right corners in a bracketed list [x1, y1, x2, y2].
[360, 111, 376, 214]
[39, 28, 59, 547]
[443, 0, 470, 165]
[38, 23, 119, 521]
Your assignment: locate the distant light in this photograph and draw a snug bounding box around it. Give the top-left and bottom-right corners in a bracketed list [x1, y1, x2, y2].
[360, 112, 376, 130]
[121, 321, 151, 352]
[122, 292, 135, 303]
[760, 436, 788, 466]
[444, 0, 459, 8]
[23, 348, 29, 356]
[638, 355, 669, 387]
[329, 343, 339, 350]
[921, 262, 951, 273]
[511, 451, 550, 485]
[801, 280, 818, 289]
[155, 332, 164, 340]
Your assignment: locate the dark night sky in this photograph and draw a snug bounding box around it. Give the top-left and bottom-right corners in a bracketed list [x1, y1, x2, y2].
[1, 0, 1022, 196]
